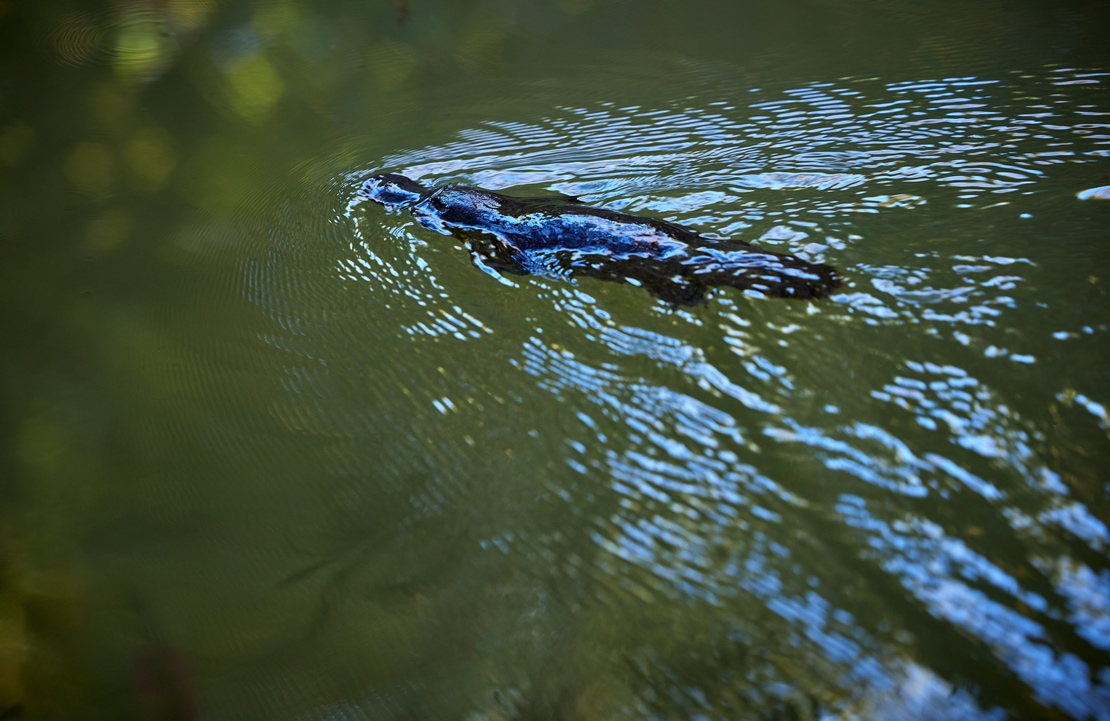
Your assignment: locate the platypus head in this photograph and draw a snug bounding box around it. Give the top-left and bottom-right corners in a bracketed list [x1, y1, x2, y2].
[361, 173, 430, 210]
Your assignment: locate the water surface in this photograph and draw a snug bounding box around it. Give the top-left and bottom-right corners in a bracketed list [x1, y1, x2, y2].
[1, 1, 1109, 719]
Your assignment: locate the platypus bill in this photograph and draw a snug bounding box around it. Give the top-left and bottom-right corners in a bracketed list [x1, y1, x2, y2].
[360, 173, 841, 305]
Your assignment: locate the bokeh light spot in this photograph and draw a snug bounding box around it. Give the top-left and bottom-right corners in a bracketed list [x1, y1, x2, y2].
[113, 17, 168, 80]
[225, 54, 284, 123]
[125, 127, 178, 188]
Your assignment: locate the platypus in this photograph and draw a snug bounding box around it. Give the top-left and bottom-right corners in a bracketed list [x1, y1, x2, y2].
[360, 173, 841, 305]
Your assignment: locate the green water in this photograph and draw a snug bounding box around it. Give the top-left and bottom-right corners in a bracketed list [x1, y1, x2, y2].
[2, 1, 1110, 719]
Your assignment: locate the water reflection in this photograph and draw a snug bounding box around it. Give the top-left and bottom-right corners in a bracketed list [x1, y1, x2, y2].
[302, 65, 1110, 718]
[4, 0, 1110, 714]
[49, 1, 213, 81]
[387, 70, 1108, 205]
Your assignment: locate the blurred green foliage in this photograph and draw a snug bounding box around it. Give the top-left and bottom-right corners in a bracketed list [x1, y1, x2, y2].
[0, 0, 1108, 718]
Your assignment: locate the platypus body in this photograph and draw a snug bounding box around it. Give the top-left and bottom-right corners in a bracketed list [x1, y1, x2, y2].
[361, 174, 841, 305]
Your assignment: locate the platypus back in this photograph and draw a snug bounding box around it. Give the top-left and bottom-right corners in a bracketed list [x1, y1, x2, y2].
[360, 173, 841, 304]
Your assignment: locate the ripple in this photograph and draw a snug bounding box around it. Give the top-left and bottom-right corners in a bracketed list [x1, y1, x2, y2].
[838, 497, 1110, 719]
[343, 70, 1105, 335]
[46, 3, 213, 77]
[374, 69, 1107, 219]
[49, 11, 112, 67]
[252, 64, 1110, 718]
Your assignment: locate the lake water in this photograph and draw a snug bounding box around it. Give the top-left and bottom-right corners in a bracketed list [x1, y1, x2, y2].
[2, 1, 1110, 719]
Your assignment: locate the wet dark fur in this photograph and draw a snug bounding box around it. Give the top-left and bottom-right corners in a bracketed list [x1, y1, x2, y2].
[361, 174, 841, 305]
